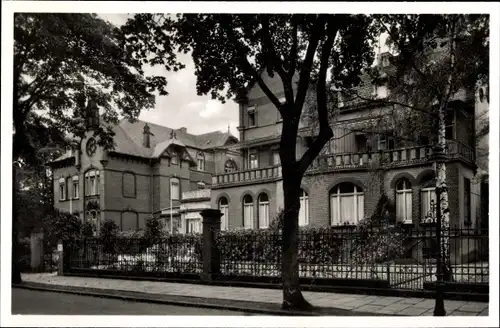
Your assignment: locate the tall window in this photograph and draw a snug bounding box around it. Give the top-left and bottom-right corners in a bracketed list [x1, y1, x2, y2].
[258, 193, 270, 229]
[59, 178, 66, 201]
[243, 195, 254, 229]
[224, 159, 237, 173]
[122, 172, 136, 198]
[299, 189, 309, 226]
[186, 219, 202, 234]
[249, 153, 258, 169]
[396, 178, 413, 223]
[85, 170, 100, 196]
[197, 152, 205, 171]
[170, 178, 180, 200]
[248, 106, 256, 127]
[421, 176, 437, 222]
[171, 151, 178, 165]
[273, 152, 280, 166]
[377, 134, 395, 151]
[72, 176, 79, 199]
[330, 182, 364, 226]
[219, 197, 229, 231]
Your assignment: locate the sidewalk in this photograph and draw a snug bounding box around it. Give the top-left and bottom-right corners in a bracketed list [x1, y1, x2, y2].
[18, 273, 489, 316]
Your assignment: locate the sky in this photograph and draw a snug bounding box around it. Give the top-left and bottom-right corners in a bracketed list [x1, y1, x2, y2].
[99, 14, 240, 137]
[99, 14, 393, 139]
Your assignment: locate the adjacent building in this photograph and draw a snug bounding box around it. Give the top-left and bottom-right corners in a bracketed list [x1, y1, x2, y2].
[48, 102, 239, 234]
[210, 52, 487, 242]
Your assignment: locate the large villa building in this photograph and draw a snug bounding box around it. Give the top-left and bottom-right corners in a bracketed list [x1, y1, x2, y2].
[49, 52, 489, 249]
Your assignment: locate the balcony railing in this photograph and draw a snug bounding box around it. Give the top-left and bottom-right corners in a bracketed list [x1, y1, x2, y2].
[212, 140, 474, 187]
[212, 165, 282, 186]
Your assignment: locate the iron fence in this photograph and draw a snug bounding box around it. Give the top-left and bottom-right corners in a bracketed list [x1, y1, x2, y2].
[65, 226, 488, 292]
[217, 226, 489, 291]
[68, 234, 203, 276]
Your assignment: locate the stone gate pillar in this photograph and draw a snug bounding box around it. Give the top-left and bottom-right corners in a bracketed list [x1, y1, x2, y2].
[200, 209, 222, 282]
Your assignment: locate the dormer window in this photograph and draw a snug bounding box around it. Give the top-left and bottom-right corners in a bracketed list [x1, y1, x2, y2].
[171, 151, 178, 165]
[248, 105, 256, 127]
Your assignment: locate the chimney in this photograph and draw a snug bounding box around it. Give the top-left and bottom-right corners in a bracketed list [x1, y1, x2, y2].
[143, 123, 151, 148]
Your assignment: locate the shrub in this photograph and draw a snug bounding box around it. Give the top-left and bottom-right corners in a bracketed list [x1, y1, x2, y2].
[81, 220, 96, 239]
[42, 209, 82, 251]
[99, 219, 119, 254]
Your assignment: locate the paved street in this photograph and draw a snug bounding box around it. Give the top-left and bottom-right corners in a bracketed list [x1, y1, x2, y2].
[19, 273, 489, 316]
[12, 288, 260, 315]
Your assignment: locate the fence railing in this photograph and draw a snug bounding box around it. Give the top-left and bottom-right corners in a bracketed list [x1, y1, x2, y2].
[215, 226, 489, 290]
[63, 221, 488, 295]
[68, 235, 203, 277]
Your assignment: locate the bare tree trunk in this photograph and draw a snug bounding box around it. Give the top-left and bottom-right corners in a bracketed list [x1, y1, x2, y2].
[281, 166, 312, 310]
[436, 18, 458, 282]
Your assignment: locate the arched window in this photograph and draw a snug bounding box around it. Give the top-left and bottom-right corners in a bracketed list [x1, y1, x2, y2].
[330, 182, 364, 226]
[299, 189, 309, 226]
[122, 172, 136, 198]
[170, 178, 180, 200]
[258, 193, 270, 229]
[243, 195, 254, 229]
[197, 152, 205, 171]
[58, 177, 66, 201]
[84, 169, 100, 196]
[396, 178, 413, 223]
[218, 197, 229, 231]
[224, 159, 237, 173]
[421, 175, 437, 222]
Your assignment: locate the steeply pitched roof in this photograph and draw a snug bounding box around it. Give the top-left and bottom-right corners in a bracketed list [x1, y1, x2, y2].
[50, 118, 239, 163]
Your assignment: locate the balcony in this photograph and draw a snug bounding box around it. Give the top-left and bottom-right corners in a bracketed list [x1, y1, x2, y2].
[212, 166, 282, 187]
[212, 140, 474, 187]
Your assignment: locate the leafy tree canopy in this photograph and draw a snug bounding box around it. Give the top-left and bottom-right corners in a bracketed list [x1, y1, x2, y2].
[14, 13, 179, 165]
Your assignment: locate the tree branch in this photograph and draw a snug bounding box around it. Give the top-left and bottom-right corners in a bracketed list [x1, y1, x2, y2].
[376, 16, 428, 82]
[344, 89, 440, 118]
[260, 15, 293, 104]
[294, 15, 327, 117]
[221, 18, 283, 111]
[298, 19, 337, 174]
[287, 17, 299, 79]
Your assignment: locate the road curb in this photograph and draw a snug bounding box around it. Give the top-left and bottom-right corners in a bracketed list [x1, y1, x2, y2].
[12, 282, 385, 316]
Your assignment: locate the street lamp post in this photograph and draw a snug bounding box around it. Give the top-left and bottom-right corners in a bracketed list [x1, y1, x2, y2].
[432, 145, 447, 316]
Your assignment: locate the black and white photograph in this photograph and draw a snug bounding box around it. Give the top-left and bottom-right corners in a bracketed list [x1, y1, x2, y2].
[1, 1, 498, 327]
